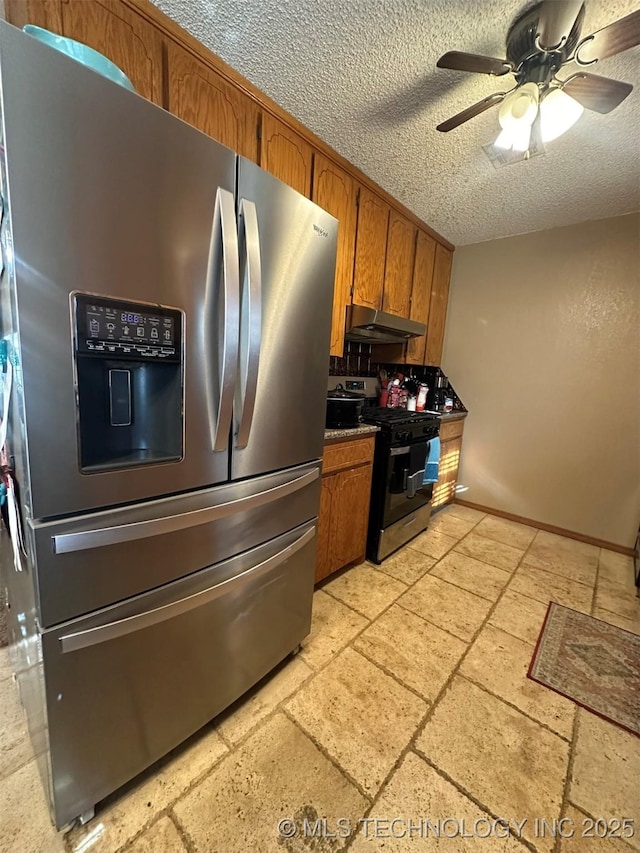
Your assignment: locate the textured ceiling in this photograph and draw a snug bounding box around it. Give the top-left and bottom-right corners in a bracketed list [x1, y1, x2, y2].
[153, 0, 640, 245]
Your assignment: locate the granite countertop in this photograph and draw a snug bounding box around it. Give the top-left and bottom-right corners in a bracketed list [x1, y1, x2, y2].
[438, 410, 468, 422]
[324, 424, 380, 441]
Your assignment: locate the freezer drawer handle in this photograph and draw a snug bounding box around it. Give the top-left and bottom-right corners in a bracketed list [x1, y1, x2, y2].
[235, 199, 261, 449]
[58, 525, 316, 654]
[206, 186, 240, 452]
[51, 468, 319, 554]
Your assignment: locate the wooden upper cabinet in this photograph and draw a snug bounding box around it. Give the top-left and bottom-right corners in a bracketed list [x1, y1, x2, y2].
[312, 153, 357, 357]
[406, 230, 437, 365]
[58, 1, 163, 104]
[166, 42, 259, 162]
[5, 0, 63, 30]
[260, 113, 313, 197]
[382, 210, 416, 317]
[425, 243, 453, 366]
[352, 186, 389, 310]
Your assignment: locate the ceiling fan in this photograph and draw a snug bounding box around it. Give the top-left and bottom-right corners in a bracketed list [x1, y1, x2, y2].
[435, 1, 640, 151]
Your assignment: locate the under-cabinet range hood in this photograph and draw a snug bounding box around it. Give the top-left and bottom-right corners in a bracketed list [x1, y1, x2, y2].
[345, 304, 426, 344]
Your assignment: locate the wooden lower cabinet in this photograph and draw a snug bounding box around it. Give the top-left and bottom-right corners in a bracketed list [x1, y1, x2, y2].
[432, 417, 465, 509]
[314, 435, 374, 584]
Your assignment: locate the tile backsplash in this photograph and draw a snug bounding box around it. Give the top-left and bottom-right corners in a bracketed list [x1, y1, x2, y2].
[329, 341, 377, 376]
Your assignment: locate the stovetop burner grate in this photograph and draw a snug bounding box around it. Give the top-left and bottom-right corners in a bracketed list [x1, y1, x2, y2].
[362, 407, 439, 428]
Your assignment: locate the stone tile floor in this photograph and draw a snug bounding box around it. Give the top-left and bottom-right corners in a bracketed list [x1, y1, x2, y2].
[1, 505, 639, 853]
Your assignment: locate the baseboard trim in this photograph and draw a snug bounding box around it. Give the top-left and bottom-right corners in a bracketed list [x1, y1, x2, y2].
[453, 499, 635, 556]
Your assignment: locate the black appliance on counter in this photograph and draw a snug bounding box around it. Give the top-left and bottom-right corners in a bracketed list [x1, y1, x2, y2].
[361, 407, 440, 562]
[326, 384, 365, 429]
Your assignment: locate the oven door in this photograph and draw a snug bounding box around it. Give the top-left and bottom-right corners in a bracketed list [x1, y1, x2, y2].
[383, 439, 433, 526]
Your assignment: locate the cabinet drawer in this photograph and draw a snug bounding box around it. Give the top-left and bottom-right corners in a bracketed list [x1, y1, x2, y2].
[323, 436, 375, 475]
[439, 418, 465, 442]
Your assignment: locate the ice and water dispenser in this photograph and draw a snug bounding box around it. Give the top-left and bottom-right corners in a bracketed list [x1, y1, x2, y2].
[72, 293, 183, 472]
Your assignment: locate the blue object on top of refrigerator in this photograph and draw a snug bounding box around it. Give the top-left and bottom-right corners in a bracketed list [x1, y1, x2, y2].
[0, 20, 337, 829]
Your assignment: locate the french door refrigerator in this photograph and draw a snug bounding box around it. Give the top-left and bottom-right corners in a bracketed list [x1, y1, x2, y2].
[0, 22, 337, 828]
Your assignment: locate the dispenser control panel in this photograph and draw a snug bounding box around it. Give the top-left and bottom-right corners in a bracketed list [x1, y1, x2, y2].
[74, 293, 182, 363]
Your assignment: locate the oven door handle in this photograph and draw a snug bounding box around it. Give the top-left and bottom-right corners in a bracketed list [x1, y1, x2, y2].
[389, 446, 410, 457]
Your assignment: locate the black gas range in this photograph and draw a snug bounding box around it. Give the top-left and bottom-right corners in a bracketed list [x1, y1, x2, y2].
[360, 408, 441, 563]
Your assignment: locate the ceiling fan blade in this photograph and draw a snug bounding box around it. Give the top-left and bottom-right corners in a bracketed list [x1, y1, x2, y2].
[576, 10, 640, 63]
[436, 51, 512, 76]
[563, 73, 633, 114]
[436, 93, 506, 132]
[537, 0, 584, 50]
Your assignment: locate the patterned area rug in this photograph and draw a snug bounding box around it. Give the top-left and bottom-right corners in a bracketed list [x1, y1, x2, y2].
[528, 602, 640, 736]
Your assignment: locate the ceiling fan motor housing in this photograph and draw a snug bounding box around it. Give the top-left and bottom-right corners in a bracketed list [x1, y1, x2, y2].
[506, 1, 586, 73]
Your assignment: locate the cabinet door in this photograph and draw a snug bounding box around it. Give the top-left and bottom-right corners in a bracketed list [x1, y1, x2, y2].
[314, 476, 335, 584]
[432, 436, 462, 509]
[312, 154, 357, 356]
[5, 0, 63, 30]
[59, 0, 163, 104]
[260, 113, 313, 197]
[166, 42, 259, 162]
[382, 211, 416, 317]
[425, 244, 453, 366]
[352, 186, 389, 309]
[406, 230, 437, 365]
[332, 465, 372, 569]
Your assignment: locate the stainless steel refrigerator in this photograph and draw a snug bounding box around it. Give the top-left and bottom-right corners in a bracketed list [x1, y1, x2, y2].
[0, 22, 337, 828]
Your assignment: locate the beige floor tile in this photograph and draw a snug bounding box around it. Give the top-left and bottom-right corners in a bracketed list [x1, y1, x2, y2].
[0, 676, 34, 781]
[509, 564, 593, 612]
[377, 547, 436, 585]
[446, 504, 486, 524]
[474, 515, 537, 550]
[286, 647, 426, 795]
[398, 574, 491, 642]
[460, 624, 575, 738]
[0, 646, 12, 683]
[0, 760, 66, 853]
[173, 713, 368, 853]
[454, 532, 524, 572]
[362, 751, 528, 852]
[594, 578, 640, 624]
[523, 546, 598, 587]
[218, 657, 312, 745]
[593, 607, 640, 635]
[431, 550, 511, 601]
[409, 528, 458, 560]
[323, 562, 407, 620]
[127, 816, 187, 853]
[489, 588, 549, 645]
[427, 511, 477, 541]
[598, 550, 636, 591]
[353, 604, 466, 701]
[570, 711, 640, 852]
[299, 589, 369, 670]
[534, 530, 599, 558]
[417, 676, 569, 853]
[559, 805, 635, 853]
[68, 726, 228, 853]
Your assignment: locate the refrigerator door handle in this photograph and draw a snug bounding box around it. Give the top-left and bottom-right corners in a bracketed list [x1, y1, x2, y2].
[51, 467, 319, 554]
[58, 525, 316, 653]
[235, 199, 262, 448]
[206, 186, 240, 452]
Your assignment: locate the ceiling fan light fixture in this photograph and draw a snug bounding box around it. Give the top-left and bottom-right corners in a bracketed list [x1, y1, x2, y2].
[494, 128, 514, 149]
[498, 82, 539, 130]
[540, 88, 585, 142]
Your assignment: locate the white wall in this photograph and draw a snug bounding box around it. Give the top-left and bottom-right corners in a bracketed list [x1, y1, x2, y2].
[442, 213, 640, 548]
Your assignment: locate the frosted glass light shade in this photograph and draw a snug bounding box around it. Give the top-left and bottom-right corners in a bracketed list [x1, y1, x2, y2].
[498, 83, 539, 131]
[540, 88, 584, 142]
